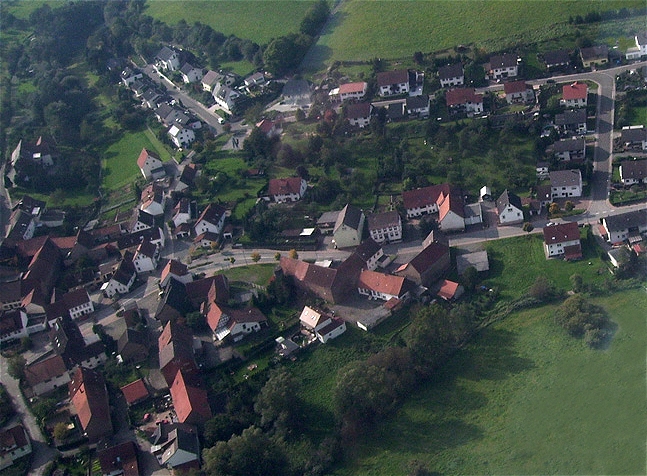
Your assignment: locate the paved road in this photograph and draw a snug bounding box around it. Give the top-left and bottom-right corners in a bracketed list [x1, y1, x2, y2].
[0, 355, 58, 475]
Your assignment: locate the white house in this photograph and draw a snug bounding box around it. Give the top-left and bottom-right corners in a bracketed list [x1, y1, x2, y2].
[160, 260, 192, 288]
[437, 190, 465, 232]
[601, 209, 647, 244]
[194, 203, 227, 236]
[101, 259, 137, 298]
[555, 109, 587, 136]
[346, 102, 372, 128]
[620, 126, 647, 151]
[136, 148, 165, 181]
[551, 137, 586, 161]
[130, 209, 155, 233]
[267, 177, 307, 203]
[172, 197, 192, 228]
[496, 190, 524, 225]
[24, 355, 70, 396]
[561, 82, 588, 108]
[212, 83, 241, 114]
[357, 270, 412, 302]
[367, 210, 402, 244]
[315, 318, 346, 343]
[140, 184, 165, 217]
[338, 81, 368, 101]
[402, 183, 450, 218]
[180, 63, 203, 83]
[151, 424, 200, 470]
[61, 288, 94, 319]
[543, 222, 582, 259]
[377, 69, 410, 96]
[446, 88, 484, 114]
[299, 306, 332, 332]
[168, 125, 195, 148]
[406, 95, 430, 117]
[353, 238, 384, 271]
[120, 67, 143, 87]
[619, 159, 647, 185]
[132, 240, 160, 274]
[626, 32, 647, 59]
[0, 425, 32, 471]
[333, 204, 365, 249]
[438, 63, 464, 87]
[504, 81, 534, 104]
[550, 169, 582, 198]
[155, 46, 180, 71]
[488, 53, 518, 79]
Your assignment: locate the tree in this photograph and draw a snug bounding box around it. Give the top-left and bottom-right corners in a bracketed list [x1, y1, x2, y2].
[570, 273, 583, 293]
[300, 0, 330, 37]
[288, 249, 298, 259]
[461, 266, 479, 292]
[564, 200, 575, 211]
[7, 355, 26, 381]
[549, 202, 560, 215]
[295, 108, 306, 122]
[522, 222, 534, 234]
[53, 422, 71, 441]
[413, 51, 424, 65]
[250, 252, 261, 263]
[274, 252, 281, 261]
[528, 275, 555, 301]
[254, 369, 303, 436]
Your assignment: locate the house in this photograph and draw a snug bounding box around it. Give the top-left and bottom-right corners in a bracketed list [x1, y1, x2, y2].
[0, 309, 28, 343]
[282, 79, 312, 106]
[315, 318, 347, 343]
[317, 210, 340, 234]
[150, 423, 200, 471]
[406, 95, 430, 117]
[69, 366, 113, 443]
[267, 177, 307, 203]
[117, 227, 165, 250]
[132, 239, 160, 274]
[357, 270, 413, 302]
[243, 71, 266, 91]
[536, 184, 553, 208]
[496, 190, 524, 225]
[463, 202, 483, 226]
[620, 125, 647, 151]
[543, 49, 571, 69]
[7, 137, 55, 185]
[6, 209, 36, 242]
[402, 183, 451, 218]
[446, 88, 484, 114]
[24, 355, 70, 396]
[160, 259, 192, 288]
[170, 370, 212, 425]
[504, 81, 534, 104]
[550, 137, 586, 161]
[600, 209, 647, 243]
[456, 250, 490, 275]
[256, 118, 282, 139]
[129, 209, 155, 234]
[338, 81, 368, 101]
[49, 316, 107, 369]
[346, 102, 372, 128]
[172, 198, 192, 228]
[101, 258, 137, 298]
[299, 306, 332, 332]
[180, 63, 203, 83]
[204, 302, 267, 342]
[367, 210, 402, 244]
[626, 32, 647, 59]
[137, 148, 165, 181]
[580, 45, 609, 68]
[201, 70, 221, 92]
[436, 279, 464, 301]
[543, 222, 582, 259]
[175, 164, 199, 193]
[121, 67, 144, 87]
[155, 278, 193, 325]
[118, 328, 149, 363]
[437, 189, 465, 232]
[186, 274, 229, 308]
[193, 232, 219, 248]
[212, 83, 242, 114]
[120, 379, 150, 407]
[22, 238, 61, 300]
[46, 288, 95, 321]
[97, 441, 139, 476]
[555, 109, 587, 135]
[194, 203, 227, 236]
[353, 238, 384, 271]
[141, 88, 163, 109]
[619, 159, 647, 185]
[377, 69, 410, 96]
[158, 320, 198, 387]
[438, 63, 464, 87]
[333, 204, 365, 249]
[168, 124, 195, 149]
[394, 241, 451, 287]
[0, 425, 31, 471]
[561, 82, 588, 108]
[550, 169, 582, 198]
[488, 53, 519, 79]
[155, 46, 180, 71]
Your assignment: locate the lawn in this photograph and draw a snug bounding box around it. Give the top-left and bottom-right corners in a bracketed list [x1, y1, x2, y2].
[304, 0, 644, 68]
[334, 288, 647, 475]
[102, 128, 172, 191]
[9, 186, 96, 208]
[143, 0, 316, 44]
[219, 263, 276, 285]
[628, 105, 647, 126]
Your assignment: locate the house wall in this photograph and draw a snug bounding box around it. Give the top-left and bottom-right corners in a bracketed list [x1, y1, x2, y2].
[551, 184, 582, 198]
[317, 322, 346, 343]
[439, 211, 465, 232]
[379, 81, 409, 96]
[357, 286, 398, 302]
[32, 372, 71, 396]
[369, 224, 402, 243]
[406, 202, 438, 219]
[499, 205, 524, 224]
[134, 256, 157, 274]
[333, 222, 364, 249]
[491, 65, 518, 79]
[195, 214, 225, 236]
[69, 301, 94, 319]
[349, 116, 370, 128]
[230, 321, 262, 342]
[544, 239, 581, 257]
[563, 97, 587, 108]
[364, 249, 384, 271]
[440, 76, 464, 87]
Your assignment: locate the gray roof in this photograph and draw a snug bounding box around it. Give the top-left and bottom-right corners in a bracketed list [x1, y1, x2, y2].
[549, 169, 581, 187]
[604, 209, 647, 232]
[334, 204, 364, 233]
[456, 250, 490, 274]
[367, 210, 400, 231]
[555, 109, 586, 126]
[353, 238, 381, 262]
[544, 49, 570, 66]
[580, 45, 609, 61]
[490, 53, 518, 68]
[621, 127, 647, 143]
[282, 80, 311, 99]
[438, 63, 463, 80]
[496, 190, 523, 214]
[552, 138, 585, 152]
[406, 95, 429, 110]
[156, 46, 176, 61]
[317, 210, 340, 227]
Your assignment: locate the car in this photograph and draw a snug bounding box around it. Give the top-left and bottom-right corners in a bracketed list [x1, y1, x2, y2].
[546, 79, 556, 84]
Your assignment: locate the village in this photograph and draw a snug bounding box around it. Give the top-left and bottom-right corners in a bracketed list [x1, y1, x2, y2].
[0, 5, 647, 475]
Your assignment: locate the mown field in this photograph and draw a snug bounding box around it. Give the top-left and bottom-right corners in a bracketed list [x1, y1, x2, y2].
[305, 0, 644, 68]
[334, 287, 647, 475]
[144, 0, 316, 44]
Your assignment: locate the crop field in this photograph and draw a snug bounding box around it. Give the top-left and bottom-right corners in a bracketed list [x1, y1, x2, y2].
[305, 0, 644, 68]
[102, 128, 172, 191]
[334, 288, 647, 475]
[144, 0, 316, 44]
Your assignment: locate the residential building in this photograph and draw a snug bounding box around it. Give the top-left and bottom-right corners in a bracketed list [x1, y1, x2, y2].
[550, 169, 582, 198]
[561, 82, 588, 108]
[357, 270, 413, 302]
[101, 258, 137, 298]
[24, 355, 70, 396]
[315, 318, 347, 343]
[201, 70, 221, 92]
[212, 83, 242, 114]
[488, 53, 518, 79]
[204, 302, 267, 342]
[175, 164, 199, 193]
[580, 45, 609, 68]
[333, 204, 365, 249]
[194, 203, 227, 236]
[267, 177, 307, 203]
[394, 241, 450, 287]
[353, 238, 384, 271]
[49, 316, 106, 369]
[120, 67, 143, 87]
[626, 32, 647, 59]
[132, 239, 160, 274]
[406, 95, 430, 117]
[160, 259, 192, 288]
[543, 222, 582, 259]
[338, 81, 368, 101]
[172, 197, 192, 228]
[97, 441, 139, 476]
[169, 370, 212, 425]
[620, 125, 647, 151]
[155, 278, 194, 325]
[446, 88, 484, 114]
[543, 49, 571, 69]
[550, 137, 586, 161]
[555, 109, 587, 135]
[281, 79, 312, 106]
[130, 209, 155, 233]
[150, 423, 200, 471]
[504, 81, 534, 104]
[496, 190, 524, 225]
[402, 183, 451, 218]
[0, 425, 31, 471]
[137, 148, 165, 181]
[463, 202, 483, 226]
[299, 306, 333, 332]
[120, 378, 150, 406]
[438, 63, 464, 87]
[346, 102, 372, 128]
[367, 210, 402, 243]
[158, 320, 198, 387]
[243, 71, 266, 90]
[619, 159, 647, 185]
[256, 119, 282, 139]
[118, 328, 149, 363]
[437, 189, 465, 232]
[600, 209, 647, 243]
[69, 367, 113, 443]
[0, 309, 28, 343]
[377, 69, 410, 96]
[168, 125, 195, 148]
[155, 46, 180, 71]
[436, 280, 464, 301]
[180, 63, 203, 83]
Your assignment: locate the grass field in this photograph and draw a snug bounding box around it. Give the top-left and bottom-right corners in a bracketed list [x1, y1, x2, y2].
[102, 128, 172, 191]
[305, 0, 644, 68]
[144, 0, 316, 44]
[334, 288, 647, 475]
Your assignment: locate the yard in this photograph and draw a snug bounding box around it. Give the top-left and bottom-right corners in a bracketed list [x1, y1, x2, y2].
[333, 288, 647, 475]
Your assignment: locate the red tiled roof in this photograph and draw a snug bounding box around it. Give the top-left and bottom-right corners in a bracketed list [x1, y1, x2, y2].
[170, 370, 212, 424]
[437, 190, 464, 220]
[504, 80, 530, 94]
[97, 441, 139, 476]
[161, 259, 189, 283]
[543, 222, 580, 244]
[120, 379, 149, 405]
[69, 367, 112, 439]
[446, 88, 482, 106]
[24, 355, 67, 387]
[137, 148, 160, 168]
[562, 82, 587, 100]
[402, 183, 450, 210]
[267, 177, 303, 197]
[357, 270, 407, 296]
[437, 279, 460, 300]
[339, 81, 367, 94]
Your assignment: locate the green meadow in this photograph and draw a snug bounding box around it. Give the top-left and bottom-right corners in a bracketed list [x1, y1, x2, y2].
[335, 288, 647, 475]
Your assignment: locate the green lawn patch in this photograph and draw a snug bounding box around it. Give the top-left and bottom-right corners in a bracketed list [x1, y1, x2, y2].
[628, 105, 647, 125]
[335, 288, 647, 475]
[219, 263, 276, 286]
[102, 128, 172, 191]
[9, 186, 96, 208]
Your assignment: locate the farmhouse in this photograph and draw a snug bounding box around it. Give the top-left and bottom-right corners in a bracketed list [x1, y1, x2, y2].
[266, 176, 307, 203]
[543, 49, 571, 69]
[600, 209, 647, 243]
[345, 102, 372, 128]
[555, 109, 587, 136]
[580, 45, 609, 68]
[446, 88, 484, 114]
[550, 169, 582, 198]
[619, 159, 647, 185]
[550, 137, 586, 161]
[438, 63, 464, 87]
[496, 190, 524, 225]
[543, 222, 582, 259]
[504, 81, 534, 104]
[353, 238, 384, 271]
[24, 355, 70, 396]
[561, 82, 588, 108]
[488, 53, 518, 79]
[169, 370, 212, 425]
[333, 204, 365, 249]
[367, 210, 402, 243]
